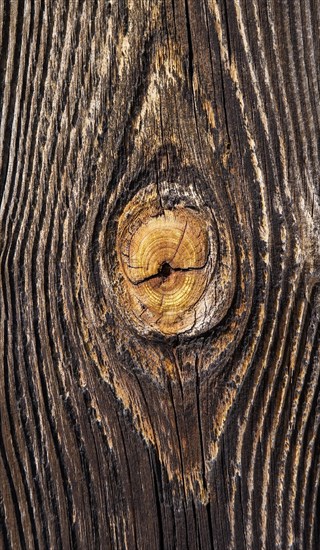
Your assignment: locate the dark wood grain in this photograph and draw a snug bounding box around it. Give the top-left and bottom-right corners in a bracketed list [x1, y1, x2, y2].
[1, 0, 320, 548]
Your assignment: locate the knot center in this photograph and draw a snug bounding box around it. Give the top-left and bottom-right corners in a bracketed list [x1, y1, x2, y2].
[158, 262, 171, 279]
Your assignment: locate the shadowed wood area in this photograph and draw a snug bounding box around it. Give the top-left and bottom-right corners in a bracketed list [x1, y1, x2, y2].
[1, 0, 320, 548]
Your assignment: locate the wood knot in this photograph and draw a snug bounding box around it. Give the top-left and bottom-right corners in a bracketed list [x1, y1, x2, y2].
[117, 196, 212, 335]
[111, 183, 235, 337]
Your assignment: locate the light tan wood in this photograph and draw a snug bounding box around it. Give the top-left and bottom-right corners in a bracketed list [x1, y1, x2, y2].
[116, 184, 213, 335]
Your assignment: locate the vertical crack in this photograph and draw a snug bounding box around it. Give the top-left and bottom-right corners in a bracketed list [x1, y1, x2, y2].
[170, 221, 188, 263]
[184, 0, 194, 84]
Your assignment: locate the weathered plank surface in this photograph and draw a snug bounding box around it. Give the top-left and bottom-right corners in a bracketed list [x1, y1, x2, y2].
[1, 0, 320, 548]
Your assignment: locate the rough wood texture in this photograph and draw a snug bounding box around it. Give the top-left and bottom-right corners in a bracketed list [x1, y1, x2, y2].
[1, 0, 320, 548]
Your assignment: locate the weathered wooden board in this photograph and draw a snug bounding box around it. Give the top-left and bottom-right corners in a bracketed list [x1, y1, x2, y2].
[1, 0, 320, 548]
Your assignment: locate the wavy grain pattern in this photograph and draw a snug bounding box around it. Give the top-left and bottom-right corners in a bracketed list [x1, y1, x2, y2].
[0, 0, 319, 548]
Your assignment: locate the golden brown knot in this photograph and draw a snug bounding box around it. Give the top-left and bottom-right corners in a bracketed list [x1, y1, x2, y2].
[114, 184, 224, 336]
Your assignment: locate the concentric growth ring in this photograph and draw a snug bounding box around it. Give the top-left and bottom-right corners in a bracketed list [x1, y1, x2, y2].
[114, 184, 235, 337]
